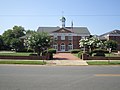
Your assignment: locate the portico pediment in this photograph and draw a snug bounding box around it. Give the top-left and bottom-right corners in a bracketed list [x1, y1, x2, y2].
[52, 28, 72, 33]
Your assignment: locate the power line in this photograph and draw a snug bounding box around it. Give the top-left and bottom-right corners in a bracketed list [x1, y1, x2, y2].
[0, 14, 120, 17]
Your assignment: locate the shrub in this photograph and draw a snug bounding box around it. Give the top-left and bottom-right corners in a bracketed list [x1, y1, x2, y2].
[48, 49, 56, 54]
[47, 49, 56, 60]
[78, 51, 83, 59]
[94, 52, 105, 57]
[71, 49, 81, 54]
[92, 49, 107, 57]
[29, 53, 38, 56]
[27, 49, 34, 52]
[92, 49, 109, 53]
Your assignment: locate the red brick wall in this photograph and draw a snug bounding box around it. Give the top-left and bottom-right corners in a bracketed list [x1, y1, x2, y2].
[0, 55, 50, 60]
[109, 36, 120, 50]
[88, 56, 120, 60]
[82, 54, 120, 60]
[109, 36, 120, 43]
[52, 35, 81, 51]
[73, 36, 81, 49]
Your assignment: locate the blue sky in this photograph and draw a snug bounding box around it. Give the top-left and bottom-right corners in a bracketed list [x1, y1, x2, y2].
[0, 0, 120, 35]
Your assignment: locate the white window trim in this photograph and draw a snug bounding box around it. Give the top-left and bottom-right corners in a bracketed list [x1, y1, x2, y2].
[68, 43, 73, 51]
[68, 36, 73, 40]
[53, 44, 58, 51]
[61, 43, 66, 51]
[61, 36, 65, 40]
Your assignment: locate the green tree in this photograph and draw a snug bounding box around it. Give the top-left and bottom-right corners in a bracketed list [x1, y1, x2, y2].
[105, 40, 118, 50]
[88, 37, 104, 50]
[2, 26, 25, 50]
[79, 38, 89, 52]
[26, 30, 35, 35]
[27, 32, 51, 56]
[79, 36, 104, 52]
[2, 29, 15, 50]
[0, 35, 4, 50]
[13, 26, 25, 38]
[10, 38, 23, 51]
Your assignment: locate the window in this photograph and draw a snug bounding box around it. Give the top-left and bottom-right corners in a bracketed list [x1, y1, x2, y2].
[68, 43, 73, 50]
[54, 35, 58, 40]
[53, 43, 58, 50]
[61, 36, 65, 40]
[68, 36, 72, 40]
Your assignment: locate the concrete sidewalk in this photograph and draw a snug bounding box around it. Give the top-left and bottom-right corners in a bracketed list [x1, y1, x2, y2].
[47, 53, 88, 66]
[53, 53, 80, 60]
[47, 60, 88, 66]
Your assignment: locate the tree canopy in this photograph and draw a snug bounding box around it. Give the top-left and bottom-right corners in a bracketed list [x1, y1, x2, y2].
[2, 26, 25, 50]
[13, 26, 25, 38]
[79, 36, 104, 52]
[27, 32, 51, 56]
[79, 36, 119, 52]
[0, 35, 4, 50]
[105, 40, 118, 50]
[26, 30, 35, 35]
[10, 38, 23, 51]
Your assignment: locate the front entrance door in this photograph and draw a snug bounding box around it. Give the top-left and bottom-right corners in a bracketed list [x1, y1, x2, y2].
[61, 43, 65, 51]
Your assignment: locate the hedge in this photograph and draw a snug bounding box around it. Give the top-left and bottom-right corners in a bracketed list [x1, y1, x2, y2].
[92, 49, 109, 53]
[48, 49, 56, 54]
[92, 49, 108, 57]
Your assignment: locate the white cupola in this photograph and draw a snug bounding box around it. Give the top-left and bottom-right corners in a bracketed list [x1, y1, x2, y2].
[60, 16, 66, 28]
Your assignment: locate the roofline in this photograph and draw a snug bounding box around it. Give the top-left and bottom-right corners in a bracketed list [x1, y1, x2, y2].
[100, 29, 120, 36]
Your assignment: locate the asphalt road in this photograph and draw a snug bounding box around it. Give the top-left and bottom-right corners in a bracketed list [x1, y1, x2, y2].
[0, 65, 120, 90]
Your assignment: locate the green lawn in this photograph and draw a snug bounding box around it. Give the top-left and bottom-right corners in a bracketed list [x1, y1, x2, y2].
[87, 61, 120, 65]
[0, 52, 33, 56]
[74, 52, 120, 57]
[73, 53, 79, 57]
[105, 53, 120, 57]
[0, 60, 46, 65]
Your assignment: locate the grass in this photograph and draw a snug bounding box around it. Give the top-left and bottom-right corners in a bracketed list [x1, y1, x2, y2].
[92, 53, 120, 57]
[105, 53, 120, 57]
[87, 61, 120, 65]
[73, 53, 79, 57]
[0, 60, 46, 65]
[0, 52, 33, 56]
[74, 52, 120, 58]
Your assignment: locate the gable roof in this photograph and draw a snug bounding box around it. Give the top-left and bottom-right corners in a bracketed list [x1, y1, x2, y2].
[70, 27, 90, 34]
[100, 30, 120, 37]
[37, 27, 90, 35]
[37, 27, 60, 33]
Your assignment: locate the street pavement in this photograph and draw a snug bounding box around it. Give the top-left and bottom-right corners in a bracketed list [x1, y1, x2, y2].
[0, 65, 120, 90]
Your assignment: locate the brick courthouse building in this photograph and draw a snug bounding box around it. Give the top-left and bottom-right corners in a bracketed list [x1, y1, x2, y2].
[37, 17, 90, 52]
